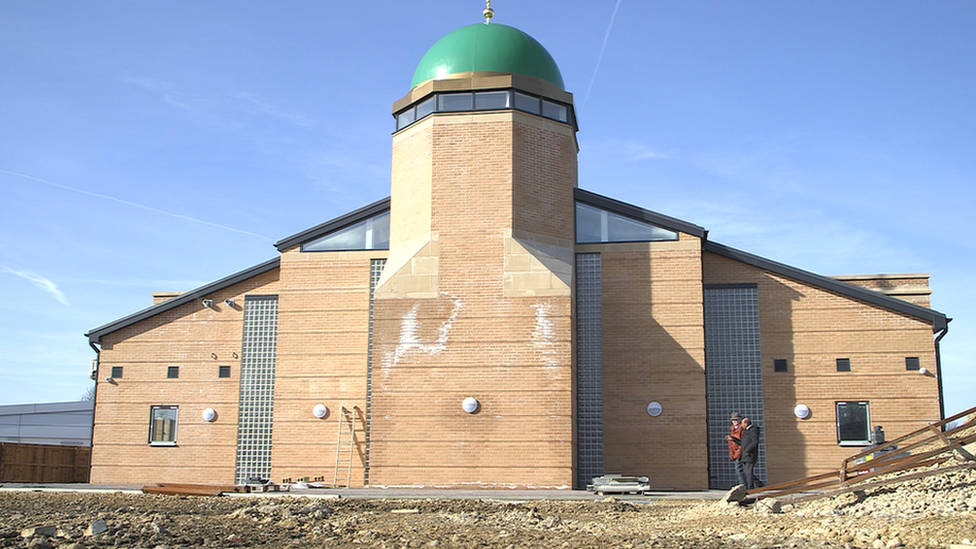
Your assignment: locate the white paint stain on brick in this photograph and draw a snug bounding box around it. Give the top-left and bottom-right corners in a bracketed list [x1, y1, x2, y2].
[531, 302, 560, 367]
[384, 294, 463, 368]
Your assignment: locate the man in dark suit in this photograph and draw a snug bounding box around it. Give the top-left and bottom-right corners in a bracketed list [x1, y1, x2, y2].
[740, 417, 761, 489]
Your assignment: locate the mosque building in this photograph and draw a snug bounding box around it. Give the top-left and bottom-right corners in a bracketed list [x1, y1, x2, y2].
[86, 6, 948, 490]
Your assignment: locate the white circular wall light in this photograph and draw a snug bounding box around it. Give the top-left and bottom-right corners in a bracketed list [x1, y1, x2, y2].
[462, 397, 480, 414]
[313, 404, 328, 419]
[794, 404, 811, 420]
[202, 408, 217, 422]
[646, 401, 663, 417]
[919, 367, 930, 375]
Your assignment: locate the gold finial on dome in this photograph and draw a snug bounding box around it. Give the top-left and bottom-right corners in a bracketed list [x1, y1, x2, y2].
[483, 0, 494, 23]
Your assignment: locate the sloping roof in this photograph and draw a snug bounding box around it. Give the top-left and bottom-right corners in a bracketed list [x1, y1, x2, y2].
[86, 189, 948, 346]
[574, 188, 708, 239]
[274, 197, 391, 252]
[86, 257, 280, 345]
[704, 240, 949, 332]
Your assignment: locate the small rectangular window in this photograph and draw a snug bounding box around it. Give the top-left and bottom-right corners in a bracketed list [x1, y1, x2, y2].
[416, 97, 435, 119]
[219, 365, 231, 378]
[836, 358, 851, 372]
[542, 100, 568, 122]
[773, 359, 788, 372]
[111, 366, 124, 379]
[836, 401, 870, 446]
[474, 90, 510, 110]
[396, 108, 416, 131]
[167, 366, 180, 379]
[149, 405, 178, 445]
[905, 357, 920, 371]
[513, 92, 540, 114]
[437, 93, 473, 112]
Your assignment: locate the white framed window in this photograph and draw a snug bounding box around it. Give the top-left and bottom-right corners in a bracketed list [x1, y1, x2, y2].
[149, 405, 178, 446]
[836, 401, 871, 446]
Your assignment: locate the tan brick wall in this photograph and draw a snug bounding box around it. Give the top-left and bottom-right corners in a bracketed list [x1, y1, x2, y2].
[831, 273, 932, 308]
[370, 108, 577, 488]
[269, 249, 383, 486]
[703, 252, 941, 484]
[90, 268, 280, 485]
[597, 237, 709, 490]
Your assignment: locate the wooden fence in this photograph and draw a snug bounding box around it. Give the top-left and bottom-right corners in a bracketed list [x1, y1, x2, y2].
[744, 404, 976, 504]
[0, 443, 90, 483]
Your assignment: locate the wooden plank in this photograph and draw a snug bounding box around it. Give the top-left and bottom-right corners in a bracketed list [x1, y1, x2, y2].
[783, 461, 976, 505]
[141, 483, 249, 496]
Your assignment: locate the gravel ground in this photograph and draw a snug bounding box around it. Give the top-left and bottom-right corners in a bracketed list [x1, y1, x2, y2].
[2, 463, 976, 549]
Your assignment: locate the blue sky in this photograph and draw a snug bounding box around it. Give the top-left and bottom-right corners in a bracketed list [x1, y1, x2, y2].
[2, 1, 974, 418]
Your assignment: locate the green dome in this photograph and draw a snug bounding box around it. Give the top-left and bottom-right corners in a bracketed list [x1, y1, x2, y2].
[411, 23, 565, 90]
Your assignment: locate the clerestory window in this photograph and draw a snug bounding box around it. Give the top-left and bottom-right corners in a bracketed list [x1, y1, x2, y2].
[395, 90, 573, 131]
[302, 212, 390, 252]
[575, 202, 678, 244]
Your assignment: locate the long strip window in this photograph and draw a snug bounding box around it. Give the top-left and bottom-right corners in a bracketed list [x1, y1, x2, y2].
[395, 90, 572, 131]
[576, 202, 678, 244]
[302, 212, 390, 252]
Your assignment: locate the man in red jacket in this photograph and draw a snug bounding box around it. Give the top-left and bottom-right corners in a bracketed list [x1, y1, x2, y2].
[725, 412, 747, 487]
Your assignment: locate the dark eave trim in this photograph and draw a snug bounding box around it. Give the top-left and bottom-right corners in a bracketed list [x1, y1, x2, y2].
[574, 188, 707, 239]
[274, 197, 391, 252]
[85, 257, 281, 345]
[704, 240, 949, 332]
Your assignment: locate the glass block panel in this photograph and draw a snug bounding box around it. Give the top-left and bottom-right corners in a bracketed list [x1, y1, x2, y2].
[437, 93, 473, 112]
[575, 253, 604, 488]
[704, 286, 764, 489]
[364, 259, 385, 486]
[474, 91, 510, 110]
[235, 296, 279, 484]
[513, 92, 540, 114]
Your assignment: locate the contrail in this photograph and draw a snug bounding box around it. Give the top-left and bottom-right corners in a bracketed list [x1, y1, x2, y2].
[0, 265, 70, 306]
[582, 0, 624, 109]
[1, 170, 272, 241]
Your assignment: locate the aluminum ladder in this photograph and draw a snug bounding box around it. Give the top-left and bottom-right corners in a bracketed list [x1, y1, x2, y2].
[333, 406, 358, 488]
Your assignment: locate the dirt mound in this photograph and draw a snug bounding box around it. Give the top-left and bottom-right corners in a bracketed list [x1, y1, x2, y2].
[2, 484, 974, 549]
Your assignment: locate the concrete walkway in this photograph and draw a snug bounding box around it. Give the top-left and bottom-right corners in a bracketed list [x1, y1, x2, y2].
[0, 483, 726, 502]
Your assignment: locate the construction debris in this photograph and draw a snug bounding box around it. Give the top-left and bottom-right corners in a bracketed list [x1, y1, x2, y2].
[739, 404, 976, 505]
[586, 474, 650, 495]
[140, 483, 249, 496]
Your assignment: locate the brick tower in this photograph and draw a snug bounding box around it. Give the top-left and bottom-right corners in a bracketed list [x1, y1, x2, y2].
[367, 14, 580, 488]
